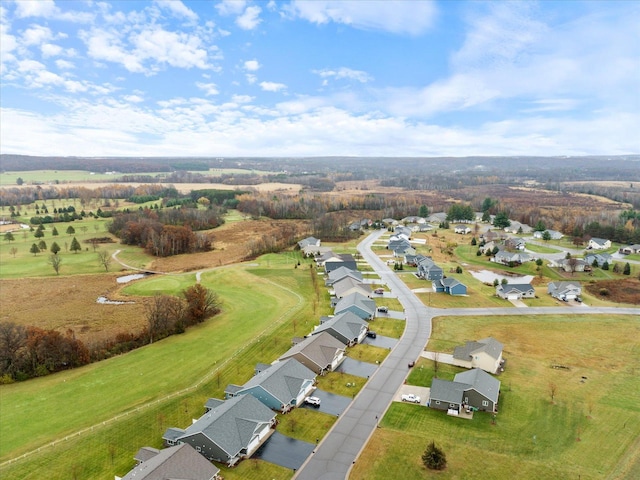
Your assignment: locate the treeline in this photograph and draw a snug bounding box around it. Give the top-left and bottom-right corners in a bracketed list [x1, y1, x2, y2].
[245, 222, 310, 258]
[0, 285, 222, 383]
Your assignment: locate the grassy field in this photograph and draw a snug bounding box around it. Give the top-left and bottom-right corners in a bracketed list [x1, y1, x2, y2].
[0, 258, 317, 479]
[351, 314, 640, 480]
[525, 243, 562, 253]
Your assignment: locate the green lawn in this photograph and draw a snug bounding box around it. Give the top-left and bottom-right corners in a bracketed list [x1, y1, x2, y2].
[0, 259, 314, 479]
[525, 243, 562, 253]
[351, 314, 640, 480]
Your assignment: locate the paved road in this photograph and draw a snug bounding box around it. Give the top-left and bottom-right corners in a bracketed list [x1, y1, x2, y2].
[294, 230, 640, 480]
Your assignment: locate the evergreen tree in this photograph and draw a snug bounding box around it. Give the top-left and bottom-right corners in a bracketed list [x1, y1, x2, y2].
[623, 262, 631, 275]
[66, 225, 75, 234]
[70, 237, 82, 253]
[602, 260, 609, 270]
[50, 242, 61, 255]
[52, 226, 59, 236]
[422, 441, 447, 470]
[30, 243, 40, 256]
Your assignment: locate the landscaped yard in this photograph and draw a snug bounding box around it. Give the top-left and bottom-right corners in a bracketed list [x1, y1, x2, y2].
[351, 314, 640, 480]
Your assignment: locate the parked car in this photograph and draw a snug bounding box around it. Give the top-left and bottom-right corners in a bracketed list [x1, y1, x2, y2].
[377, 306, 388, 313]
[575, 296, 583, 303]
[305, 396, 321, 407]
[401, 393, 421, 403]
[367, 331, 377, 338]
[374, 288, 384, 294]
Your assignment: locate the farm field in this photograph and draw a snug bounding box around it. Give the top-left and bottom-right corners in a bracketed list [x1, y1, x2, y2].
[0, 257, 319, 479]
[351, 314, 640, 480]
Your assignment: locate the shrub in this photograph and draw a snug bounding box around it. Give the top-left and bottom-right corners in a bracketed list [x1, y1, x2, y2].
[599, 288, 610, 296]
[422, 441, 447, 470]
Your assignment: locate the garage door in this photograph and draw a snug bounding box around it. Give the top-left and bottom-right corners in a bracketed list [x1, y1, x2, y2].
[507, 294, 520, 300]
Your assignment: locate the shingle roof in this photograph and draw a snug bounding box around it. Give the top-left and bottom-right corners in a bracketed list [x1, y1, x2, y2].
[279, 331, 345, 370]
[429, 378, 468, 404]
[297, 236, 320, 249]
[327, 266, 363, 285]
[453, 337, 503, 361]
[313, 311, 367, 343]
[498, 283, 533, 294]
[122, 443, 220, 480]
[334, 292, 376, 317]
[454, 368, 501, 403]
[238, 358, 316, 405]
[177, 395, 275, 459]
[332, 276, 371, 298]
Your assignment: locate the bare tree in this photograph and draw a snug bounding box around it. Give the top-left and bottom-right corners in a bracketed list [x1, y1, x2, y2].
[9, 247, 17, 258]
[549, 382, 557, 403]
[48, 254, 62, 275]
[97, 250, 112, 272]
[145, 295, 185, 343]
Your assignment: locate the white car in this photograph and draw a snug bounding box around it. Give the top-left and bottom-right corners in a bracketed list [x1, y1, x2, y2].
[401, 393, 421, 404]
[305, 396, 321, 407]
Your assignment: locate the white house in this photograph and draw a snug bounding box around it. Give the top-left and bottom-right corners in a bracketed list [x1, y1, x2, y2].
[588, 238, 611, 250]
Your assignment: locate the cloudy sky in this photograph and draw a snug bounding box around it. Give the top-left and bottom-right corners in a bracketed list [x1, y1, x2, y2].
[1, 0, 638, 157]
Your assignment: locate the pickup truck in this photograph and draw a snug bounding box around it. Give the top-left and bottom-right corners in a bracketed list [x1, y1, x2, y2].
[401, 393, 421, 404]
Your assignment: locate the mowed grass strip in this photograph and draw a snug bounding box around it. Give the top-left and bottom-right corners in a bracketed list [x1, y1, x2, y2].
[352, 314, 640, 480]
[0, 263, 308, 467]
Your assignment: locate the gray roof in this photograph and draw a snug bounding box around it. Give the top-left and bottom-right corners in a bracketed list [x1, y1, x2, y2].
[312, 311, 367, 344]
[236, 358, 316, 405]
[441, 277, 463, 288]
[298, 236, 320, 249]
[334, 292, 376, 317]
[175, 395, 275, 458]
[332, 276, 371, 298]
[429, 378, 469, 405]
[122, 443, 220, 480]
[134, 446, 160, 464]
[497, 283, 533, 294]
[454, 368, 501, 403]
[589, 237, 609, 246]
[327, 266, 363, 285]
[279, 331, 345, 369]
[204, 398, 225, 412]
[585, 253, 612, 264]
[548, 281, 581, 294]
[453, 337, 503, 362]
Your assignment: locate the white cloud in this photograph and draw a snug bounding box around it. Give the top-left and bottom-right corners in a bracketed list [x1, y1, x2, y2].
[313, 67, 372, 83]
[14, 1, 56, 19]
[286, 0, 437, 35]
[22, 25, 52, 46]
[232, 94, 253, 104]
[41, 43, 63, 58]
[123, 94, 144, 103]
[236, 5, 262, 30]
[154, 0, 198, 23]
[215, 0, 247, 16]
[245, 73, 256, 84]
[55, 59, 74, 69]
[260, 81, 286, 92]
[81, 28, 145, 73]
[244, 59, 260, 71]
[196, 82, 219, 96]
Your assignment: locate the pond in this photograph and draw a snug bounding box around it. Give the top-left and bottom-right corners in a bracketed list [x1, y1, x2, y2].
[116, 273, 148, 284]
[470, 269, 533, 285]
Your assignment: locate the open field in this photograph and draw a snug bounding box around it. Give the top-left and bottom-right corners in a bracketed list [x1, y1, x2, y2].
[351, 314, 640, 480]
[0, 258, 320, 479]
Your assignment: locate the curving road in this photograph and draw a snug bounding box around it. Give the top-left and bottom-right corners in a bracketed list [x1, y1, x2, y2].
[294, 230, 640, 480]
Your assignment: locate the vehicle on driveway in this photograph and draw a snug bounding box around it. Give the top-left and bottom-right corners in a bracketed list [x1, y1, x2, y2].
[377, 306, 388, 313]
[374, 288, 384, 294]
[366, 330, 377, 338]
[305, 396, 321, 407]
[401, 393, 421, 403]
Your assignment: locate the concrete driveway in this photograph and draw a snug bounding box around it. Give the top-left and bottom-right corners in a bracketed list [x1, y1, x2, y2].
[299, 389, 351, 416]
[362, 334, 397, 349]
[334, 357, 378, 378]
[393, 384, 430, 406]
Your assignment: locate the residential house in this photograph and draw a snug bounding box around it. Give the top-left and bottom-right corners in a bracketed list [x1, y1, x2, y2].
[332, 276, 372, 299]
[117, 444, 221, 480]
[584, 252, 613, 267]
[381, 218, 398, 227]
[297, 236, 320, 250]
[392, 246, 416, 259]
[496, 283, 535, 300]
[416, 256, 444, 281]
[621, 244, 640, 254]
[387, 236, 411, 252]
[401, 216, 426, 224]
[454, 225, 472, 234]
[334, 292, 376, 320]
[162, 395, 276, 466]
[533, 229, 563, 240]
[302, 245, 332, 258]
[325, 266, 363, 286]
[394, 226, 413, 238]
[434, 277, 467, 296]
[451, 337, 504, 374]
[426, 212, 447, 224]
[555, 258, 587, 273]
[588, 237, 612, 250]
[324, 253, 358, 273]
[548, 281, 582, 300]
[428, 368, 500, 414]
[478, 240, 498, 255]
[312, 311, 368, 346]
[278, 332, 346, 375]
[480, 230, 505, 243]
[493, 250, 531, 266]
[504, 237, 527, 251]
[504, 221, 532, 234]
[224, 358, 316, 413]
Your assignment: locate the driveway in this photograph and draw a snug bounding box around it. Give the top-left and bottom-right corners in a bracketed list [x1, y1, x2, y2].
[375, 309, 405, 320]
[253, 431, 314, 471]
[509, 299, 527, 308]
[362, 334, 397, 349]
[334, 357, 378, 378]
[299, 389, 351, 416]
[393, 384, 430, 406]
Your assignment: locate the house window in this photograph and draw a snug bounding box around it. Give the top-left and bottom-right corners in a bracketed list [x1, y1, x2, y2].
[482, 400, 489, 407]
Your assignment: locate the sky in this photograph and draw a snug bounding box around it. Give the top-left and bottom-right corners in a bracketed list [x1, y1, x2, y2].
[1, 0, 639, 158]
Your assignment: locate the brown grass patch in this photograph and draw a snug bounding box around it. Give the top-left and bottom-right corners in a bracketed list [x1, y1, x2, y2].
[585, 278, 640, 304]
[0, 274, 148, 346]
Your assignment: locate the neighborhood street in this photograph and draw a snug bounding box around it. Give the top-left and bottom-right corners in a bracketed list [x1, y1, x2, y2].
[294, 230, 640, 480]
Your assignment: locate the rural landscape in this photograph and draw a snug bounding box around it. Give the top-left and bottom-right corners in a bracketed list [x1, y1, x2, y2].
[0, 155, 639, 480]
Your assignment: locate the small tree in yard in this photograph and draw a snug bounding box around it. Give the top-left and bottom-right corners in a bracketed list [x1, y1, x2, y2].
[38, 240, 47, 251]
[623, 262, 631, 275]
[536, 258, 543, 267]
[9, 247, 18, 258]
[422, 441, 447, 470]
[50, 242, 61, 255]
[97, 250, 112, 271]
[30, 243, 40, 256]
[66, 225, 75, 234]
[602, 260, 609, 271]
[4, 232, 14, 243]
[542, 230, 552, 242]
[70, 237, 81, 253]
[48, 254, 62, 275]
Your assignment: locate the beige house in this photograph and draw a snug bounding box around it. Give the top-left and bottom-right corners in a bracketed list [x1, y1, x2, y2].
[278, 332, 346, 375]
[452, 337, 504, 374]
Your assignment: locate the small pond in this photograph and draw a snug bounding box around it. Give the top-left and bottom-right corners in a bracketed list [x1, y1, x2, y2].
[116, 273, 148, 284]
[470, 270, 533, 285]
